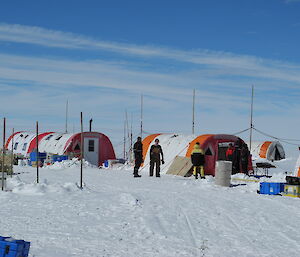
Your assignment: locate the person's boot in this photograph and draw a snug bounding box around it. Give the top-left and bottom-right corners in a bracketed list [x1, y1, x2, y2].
[134, 174, 141, 178]
[195, 174, 198, 179]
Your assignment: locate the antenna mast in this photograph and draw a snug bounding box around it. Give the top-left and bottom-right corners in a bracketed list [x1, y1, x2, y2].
[65, 100, 68, 133]
[192, 89, 195, 134]
[140, 94, 143, 139]
[249, 85, 254, 152]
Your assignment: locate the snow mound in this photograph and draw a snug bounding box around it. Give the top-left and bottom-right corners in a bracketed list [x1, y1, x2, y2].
[44, 158, 95, 170]
[7, 176, 80, 195]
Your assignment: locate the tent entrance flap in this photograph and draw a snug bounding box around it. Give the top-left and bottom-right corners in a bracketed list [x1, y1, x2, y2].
[166, 156, 193, 177]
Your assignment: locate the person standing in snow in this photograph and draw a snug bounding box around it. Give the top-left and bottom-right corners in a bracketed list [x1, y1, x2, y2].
[191, 142, 205, 179]
[226, 143, 235, 162]
[133, 137, 143, 178]
[232, 140, 242, 174]
[240, 143, 250, 175]
[149, 139, 164, 177]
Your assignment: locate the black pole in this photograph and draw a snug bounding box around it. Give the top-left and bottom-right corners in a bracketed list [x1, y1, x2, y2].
[36, 121, 39, 183]
[11, 128, 14, 177]
[89, 118, 93, 132]
[80, 112, 83, 189]
[2, 118, 6, 191]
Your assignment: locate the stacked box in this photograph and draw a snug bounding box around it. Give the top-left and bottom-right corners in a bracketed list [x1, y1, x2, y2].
[0, 237, 30, 257]
[282, 184, 300, 198]
[286, 176, 300, 185]
[259, 182, 285, 195]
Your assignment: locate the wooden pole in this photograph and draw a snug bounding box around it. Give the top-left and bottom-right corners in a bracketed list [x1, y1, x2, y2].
[11, 128, 14, 177]
[140, 94, 143, 139]
[192, 89, 195, 134]
[36, 121, 39, 183]
[2, 118, 6, 191]
[249, 85, 254, 152]
[80, 112, 83, 189]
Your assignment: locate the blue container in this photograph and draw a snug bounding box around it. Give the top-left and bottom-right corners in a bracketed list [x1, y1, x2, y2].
[259, 182, 285, 195]
[29, 152, 47, 162]
[0, 237, 30, 257]
[52, 155, 68, 162]
[104, 160, 109, 167]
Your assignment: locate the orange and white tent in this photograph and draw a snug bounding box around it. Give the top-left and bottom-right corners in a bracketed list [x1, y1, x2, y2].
[248, 141, 285, 161]
[142, 133, 252, 176]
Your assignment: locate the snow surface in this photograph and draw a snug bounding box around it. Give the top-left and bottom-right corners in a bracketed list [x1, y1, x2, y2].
[1, 156, 300, 257]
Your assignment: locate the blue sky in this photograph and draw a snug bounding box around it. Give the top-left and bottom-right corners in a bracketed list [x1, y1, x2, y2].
[0, 0, 300, 155]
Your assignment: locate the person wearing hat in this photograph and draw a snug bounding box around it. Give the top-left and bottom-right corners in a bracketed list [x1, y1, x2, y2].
[133, 136, 143, 177]
[149, 138, 164, 177]
[191, 142, 205, 179]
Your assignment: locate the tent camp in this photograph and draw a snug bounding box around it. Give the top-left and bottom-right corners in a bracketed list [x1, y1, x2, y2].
[142, 133, 253, 176]
[248, 141, 285, 161]
[6, 131, 116, 167]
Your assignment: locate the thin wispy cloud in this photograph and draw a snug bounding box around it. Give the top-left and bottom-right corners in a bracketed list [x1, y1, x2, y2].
[0, 23, 300, 145]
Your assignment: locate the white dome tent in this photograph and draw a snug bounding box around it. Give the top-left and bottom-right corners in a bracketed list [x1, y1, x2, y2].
[248, 141, 285, 161]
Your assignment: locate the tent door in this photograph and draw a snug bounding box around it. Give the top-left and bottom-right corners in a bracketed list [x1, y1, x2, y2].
[84, 138, 99, 166]
[274, 146, 281, 161]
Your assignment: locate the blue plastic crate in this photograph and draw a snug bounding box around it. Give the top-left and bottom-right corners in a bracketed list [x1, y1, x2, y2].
[52, 155, 68, 162]
[29, 152, 47, 162]
[0, 237, 30, 257]
[259, 182, 285, 195]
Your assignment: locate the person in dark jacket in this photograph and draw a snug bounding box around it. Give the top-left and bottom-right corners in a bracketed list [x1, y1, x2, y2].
[133, 137, 143, 177]
[240, 143, 250, 175]
[191, 142, 205, 179]
[226, 143, 235, 161]
[149, 139, 164, 177]
[232, 141, 241, 174]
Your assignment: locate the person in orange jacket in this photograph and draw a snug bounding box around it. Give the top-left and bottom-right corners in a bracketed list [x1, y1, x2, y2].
[226, 143, 235, 161]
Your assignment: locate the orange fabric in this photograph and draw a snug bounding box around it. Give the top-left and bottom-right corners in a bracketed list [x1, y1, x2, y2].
[259, 141, 272, 159]
[185, 134, 213, 157]
[226, 148, 234, 158]
[298, 167, 300, 177]
[141, 134, 161, 166]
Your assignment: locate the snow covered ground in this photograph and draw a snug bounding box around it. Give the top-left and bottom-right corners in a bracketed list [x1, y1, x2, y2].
[0, 156, 300, 257]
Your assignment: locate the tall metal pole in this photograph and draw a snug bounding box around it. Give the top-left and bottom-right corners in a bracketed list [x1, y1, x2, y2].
[140, 94, 143, 139]
[192, 89, 195, 134]
[80, 112, 83, 189]
[130, 113, 133, 163]
[65, 100, 68, 133]
[249, 85, 254, 152]
[2, 118, 6, 191]
[123, 117, 126, 160]
[11, 128, 14, 177]
[36, 121, 39, 183]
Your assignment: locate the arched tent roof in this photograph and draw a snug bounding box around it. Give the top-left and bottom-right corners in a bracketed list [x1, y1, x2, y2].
[38, 133, 75, 155]
[6, 132, 37, 156]
[27, 132, 54, 154]
[247, 141, 285, 161]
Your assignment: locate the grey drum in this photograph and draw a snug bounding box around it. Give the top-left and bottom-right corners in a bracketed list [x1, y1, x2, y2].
[215, 161, 232, 187]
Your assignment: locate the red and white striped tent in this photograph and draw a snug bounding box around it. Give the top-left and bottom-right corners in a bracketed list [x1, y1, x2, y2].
[5, 131, 116, 167]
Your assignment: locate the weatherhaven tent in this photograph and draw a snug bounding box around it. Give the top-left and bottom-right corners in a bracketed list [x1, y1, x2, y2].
[6, 131, 116, 167]
[142, 134, 253, 176]
[248, 141, 285, 161]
